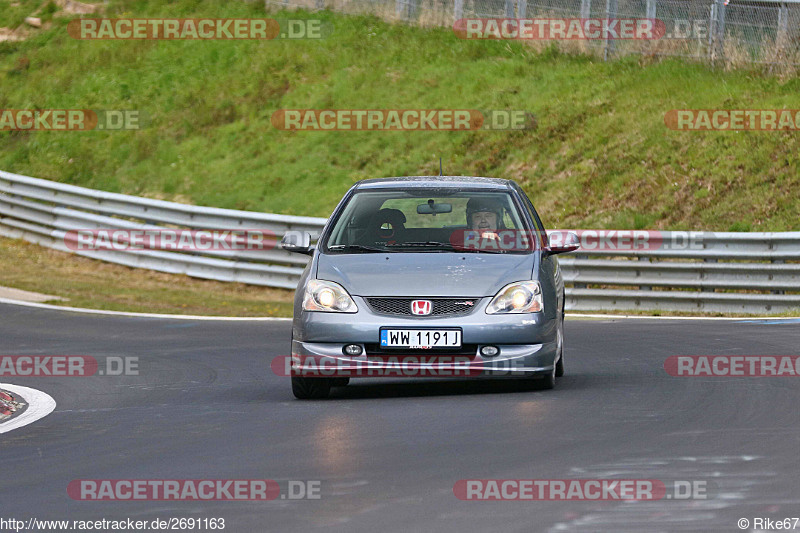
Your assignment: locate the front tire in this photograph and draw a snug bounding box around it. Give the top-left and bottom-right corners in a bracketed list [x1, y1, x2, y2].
[292, 377, 332, 399]
[538, 362, 556, 390]
[555, 354, 565, 377]
[532, 316, 562, 390]
[555, 316, 565, 377]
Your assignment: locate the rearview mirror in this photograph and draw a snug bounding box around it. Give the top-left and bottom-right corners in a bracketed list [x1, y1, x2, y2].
[281, 231, 314, 255]
[545, 231, 580, 255]
[417, 200, 452, 215]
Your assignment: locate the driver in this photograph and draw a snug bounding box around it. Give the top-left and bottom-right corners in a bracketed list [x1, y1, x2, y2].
[466, 197, 505, 234]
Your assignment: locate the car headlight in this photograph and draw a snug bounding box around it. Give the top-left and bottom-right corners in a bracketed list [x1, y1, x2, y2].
[303, 279, 358, 313]
[486, 281, 543, 314]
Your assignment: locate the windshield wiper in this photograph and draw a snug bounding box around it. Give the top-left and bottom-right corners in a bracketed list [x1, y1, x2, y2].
[456, 247, 508, 254]
[327, 244, 388, 253]
[385, 241, 508, 253]
[386, 241, 453, 248]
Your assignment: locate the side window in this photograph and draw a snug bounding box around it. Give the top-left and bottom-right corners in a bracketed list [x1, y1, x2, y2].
[518, 190, 548, 249]
[502, 210, 517, 230]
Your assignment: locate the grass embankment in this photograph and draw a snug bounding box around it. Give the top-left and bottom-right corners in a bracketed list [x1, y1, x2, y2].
[2, 0, 800, 230]
[0, 0, 798, 315]
[0, 237, 294, 316]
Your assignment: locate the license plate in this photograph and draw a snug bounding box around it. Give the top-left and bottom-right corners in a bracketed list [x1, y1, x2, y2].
[380, 328, 462, 348]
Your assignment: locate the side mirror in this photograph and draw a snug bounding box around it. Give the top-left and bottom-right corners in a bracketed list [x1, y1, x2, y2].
[281, 231, 314, 256]
[545, 231, 580, 255]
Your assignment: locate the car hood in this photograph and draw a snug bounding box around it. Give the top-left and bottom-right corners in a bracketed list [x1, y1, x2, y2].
[316, 252, 536, 297]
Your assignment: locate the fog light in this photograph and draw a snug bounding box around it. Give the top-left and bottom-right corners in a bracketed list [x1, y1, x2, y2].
[480, 345, 499, 357]
[343, 344, 363, 356]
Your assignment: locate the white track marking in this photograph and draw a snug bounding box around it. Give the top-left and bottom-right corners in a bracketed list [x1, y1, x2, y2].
[0, 383, 56, 434]
[0, 297, 291, 321]
[565, 313, 800, 321]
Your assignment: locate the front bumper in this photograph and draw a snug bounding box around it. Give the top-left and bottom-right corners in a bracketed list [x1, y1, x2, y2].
[291, 296, 559, 377]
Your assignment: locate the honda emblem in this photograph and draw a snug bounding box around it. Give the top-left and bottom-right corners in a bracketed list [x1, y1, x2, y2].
[410, 300, 433, 316]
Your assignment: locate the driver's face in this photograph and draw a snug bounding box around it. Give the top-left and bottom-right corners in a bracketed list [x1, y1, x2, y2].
[471, 211, 498, 231]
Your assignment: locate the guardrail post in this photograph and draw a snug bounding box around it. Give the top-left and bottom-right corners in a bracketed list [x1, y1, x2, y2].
[580, 0, 591, 20]
[573, 254, 588, 289]
[637, 256, 651, 291]
[702, 257, 716, 291]
[505, 0, 515, 17]
[454, 0, 463, 21]
[772, 271, 785, 294]
[645, 0, 656, 21]
[517, 0, 526, 19]
[604, 0, 617, 61]
[397, 0, 417, 20]
[708, 1, 716, 52]
[770, 241, 785, 294]
[710, 0, 726, 63]
[776, 2, 789, 56]
[645, 0, 656, 31]
[644, 0, 657, 57]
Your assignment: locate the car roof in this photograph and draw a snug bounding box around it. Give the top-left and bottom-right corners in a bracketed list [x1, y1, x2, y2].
[355, 176, 515, 190]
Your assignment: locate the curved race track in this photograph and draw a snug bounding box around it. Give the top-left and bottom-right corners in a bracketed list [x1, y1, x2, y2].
[1, 302, 799, 532]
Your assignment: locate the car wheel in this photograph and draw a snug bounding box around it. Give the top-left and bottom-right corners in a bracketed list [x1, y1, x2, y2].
[538, 361, 556, 390]
[292, 377, 332, 400]
[555, 316, 565, 378]
[533, 318, 562, 390]
[330, 377, 350, 387]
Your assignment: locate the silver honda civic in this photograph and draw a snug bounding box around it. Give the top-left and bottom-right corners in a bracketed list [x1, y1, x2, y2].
[281, 176, 579, 399]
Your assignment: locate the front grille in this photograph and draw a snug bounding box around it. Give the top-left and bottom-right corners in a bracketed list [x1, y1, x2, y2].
[365, 298, 479, 317]
[364, 344, 479, 357]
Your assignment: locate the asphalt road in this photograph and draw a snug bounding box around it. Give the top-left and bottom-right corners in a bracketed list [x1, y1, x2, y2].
[1, 302, 799, 532]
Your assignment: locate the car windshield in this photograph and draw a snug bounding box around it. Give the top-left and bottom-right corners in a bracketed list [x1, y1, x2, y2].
[324, 189, 533, 253]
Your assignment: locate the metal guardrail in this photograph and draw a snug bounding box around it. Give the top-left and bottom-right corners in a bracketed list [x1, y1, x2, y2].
[1, 170, 799, 313]
[0, 170, 326, 290]
[560, 258, 800, 313]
